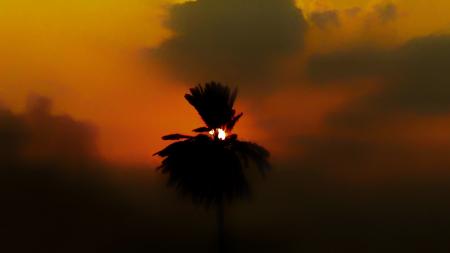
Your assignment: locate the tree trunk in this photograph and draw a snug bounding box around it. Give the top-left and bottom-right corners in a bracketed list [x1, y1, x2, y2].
[217, 199, 226, 253]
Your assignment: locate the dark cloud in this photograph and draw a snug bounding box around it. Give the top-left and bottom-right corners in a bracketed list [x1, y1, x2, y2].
[0, 96, 214, 252]
[25, 95, 99, 163]
[0, 96, 104, 252]
[310, 10, 340, 30]
[0, 95, 98, 167]
[152, 0, 307, 85]
[308, 35, 450, 114]
[293, 35, 450, 249]
[308, 46, 392, 81]
[375, 2, 397, 23]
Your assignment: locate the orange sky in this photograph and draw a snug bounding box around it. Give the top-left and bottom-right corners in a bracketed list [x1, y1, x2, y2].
[1, 0, 449, 166]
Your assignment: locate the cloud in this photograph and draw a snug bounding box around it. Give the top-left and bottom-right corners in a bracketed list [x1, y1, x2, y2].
[308, 35, 450, 114]
[0, 95, 209, 252]
[0, 95, 104, 251]
[375, 2, 397, 23]
[0, 94, 99, 166]
[152, 0, 307, 85]
[293, 35, 450, 228]
[310, 10, 340, 30]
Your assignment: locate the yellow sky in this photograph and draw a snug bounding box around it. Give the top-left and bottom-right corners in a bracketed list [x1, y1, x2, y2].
[0, 0, 449, 165]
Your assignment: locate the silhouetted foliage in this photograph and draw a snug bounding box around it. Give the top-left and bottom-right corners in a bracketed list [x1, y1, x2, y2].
[154, 82, 270, 206]
[184, 82, 243, 132]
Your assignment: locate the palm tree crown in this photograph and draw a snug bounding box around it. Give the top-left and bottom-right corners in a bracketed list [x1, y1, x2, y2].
[154, 82, 270, 206]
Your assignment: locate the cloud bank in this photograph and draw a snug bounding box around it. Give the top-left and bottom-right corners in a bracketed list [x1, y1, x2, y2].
[153, 0, 307, 85]
[308, 35, 450, 114]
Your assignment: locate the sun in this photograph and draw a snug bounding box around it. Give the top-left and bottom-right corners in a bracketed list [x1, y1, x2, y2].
[209, 128, 227, 140]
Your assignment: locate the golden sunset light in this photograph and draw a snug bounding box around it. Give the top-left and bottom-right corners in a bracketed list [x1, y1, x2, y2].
[1, 0, 450, 252]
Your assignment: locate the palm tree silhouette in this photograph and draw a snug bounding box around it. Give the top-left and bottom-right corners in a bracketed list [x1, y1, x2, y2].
[154, 82, 270, 252]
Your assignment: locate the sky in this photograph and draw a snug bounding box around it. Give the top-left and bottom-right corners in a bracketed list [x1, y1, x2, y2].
[1, 0, 450, 165]
[1, 0, 450, 252]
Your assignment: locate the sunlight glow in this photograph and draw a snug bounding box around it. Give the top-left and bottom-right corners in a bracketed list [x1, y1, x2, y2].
[209, 128, 227, 140]
[217, 129, 226, 140]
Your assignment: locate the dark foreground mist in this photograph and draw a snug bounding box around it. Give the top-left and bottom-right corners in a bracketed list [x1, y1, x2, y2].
[1, 96, 450, 252]
[2, 163, 450, 253]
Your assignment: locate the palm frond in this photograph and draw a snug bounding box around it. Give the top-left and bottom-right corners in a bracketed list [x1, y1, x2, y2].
[155, 82, 271, 207]
[162, 134, 193, 140]
[154, 135, 249, 205]
[185, 82, 239, 129]
[192, 127, 211, 133]
[232, 141, 271, 173]
[225, 112, 243, 132]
